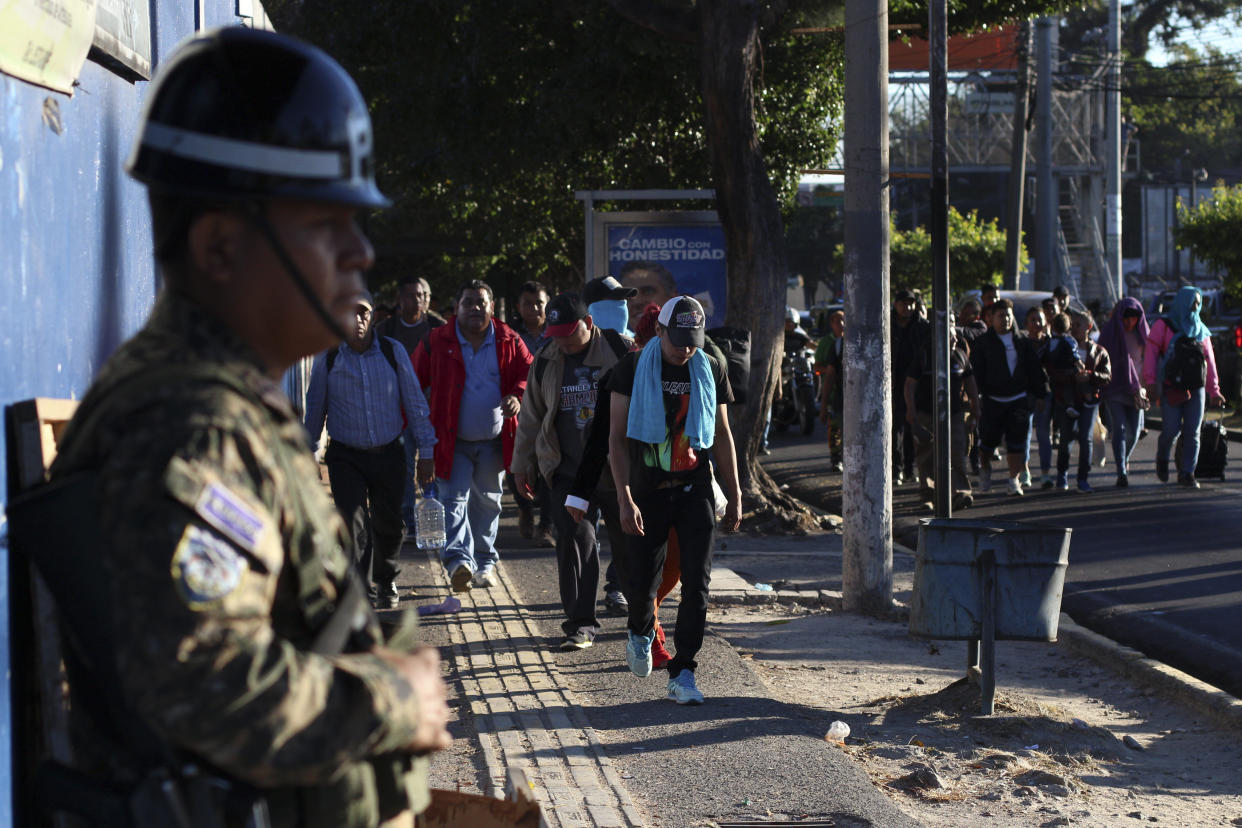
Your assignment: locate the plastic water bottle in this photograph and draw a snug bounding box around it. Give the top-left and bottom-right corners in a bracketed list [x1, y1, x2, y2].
[825, 720, 850, 745]
[414, 485, 446, 551]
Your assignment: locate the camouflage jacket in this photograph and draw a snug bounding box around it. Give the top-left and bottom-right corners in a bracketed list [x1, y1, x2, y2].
[50, 291, 429, 826]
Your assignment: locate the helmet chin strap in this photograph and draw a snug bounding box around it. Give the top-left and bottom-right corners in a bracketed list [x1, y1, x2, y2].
[244, 202, 349, 343]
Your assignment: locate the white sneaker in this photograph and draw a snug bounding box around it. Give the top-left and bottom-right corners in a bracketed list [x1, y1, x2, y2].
[1006, 477, 1024, 497]
[472, 567, 497, 588]
[1018, 469, 1032, 487]
[667, 670, 705, 705]
[626, 631, 655, 677]
[979, 465, 993, 492]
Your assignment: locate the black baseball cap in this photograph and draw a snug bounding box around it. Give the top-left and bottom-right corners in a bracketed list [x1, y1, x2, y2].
[583, 275, 638, 305]
[545, 292, 589, 337]
[895, 288, 917, 303]
[657, 296, 706, 348]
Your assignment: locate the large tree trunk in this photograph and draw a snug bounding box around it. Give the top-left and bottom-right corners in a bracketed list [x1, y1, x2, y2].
[698, 0, 814, 529]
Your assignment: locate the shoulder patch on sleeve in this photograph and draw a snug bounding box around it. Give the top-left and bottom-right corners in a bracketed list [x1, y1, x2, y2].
[165, 456, 270, 554]
[171, 525, 249, 609]
[197, 481, 267, 552]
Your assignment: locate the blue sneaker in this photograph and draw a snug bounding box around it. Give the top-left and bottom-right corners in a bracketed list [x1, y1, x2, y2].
[1055, 472, 1069, 491]
[626, 631, 655, 677]
[667, 670, 705, 705]
[1077, 478, 1093, 493]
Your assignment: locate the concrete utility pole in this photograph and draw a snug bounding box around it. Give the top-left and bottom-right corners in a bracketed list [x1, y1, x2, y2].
[842, 0, 893, 614]
[1035, 17, 1056, 292]
[929, 0, 951, 518]
[1106, 0, 1123, 297]
[1005, 21, 1033, 290]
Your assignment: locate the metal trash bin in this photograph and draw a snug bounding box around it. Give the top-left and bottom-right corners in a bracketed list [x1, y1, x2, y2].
[908, 518, 1072, 713]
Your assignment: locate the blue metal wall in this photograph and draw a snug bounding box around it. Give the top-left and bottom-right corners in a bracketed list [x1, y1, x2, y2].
[0, 4, 265, 823]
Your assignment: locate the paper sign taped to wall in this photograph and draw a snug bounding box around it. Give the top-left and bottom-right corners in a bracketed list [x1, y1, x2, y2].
[0, 0, 99, 95]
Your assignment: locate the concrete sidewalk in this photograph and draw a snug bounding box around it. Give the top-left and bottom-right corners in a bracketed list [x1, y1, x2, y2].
[405, 518, 922, 828]
[415, 541, 642, 827]
[406, 514, 1242, 826]
[408, 490, 1242, 826]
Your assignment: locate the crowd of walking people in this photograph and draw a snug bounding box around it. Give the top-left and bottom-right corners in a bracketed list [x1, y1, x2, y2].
[808, 282, 1228, 506]
[29, 26, 1235, 826]
[310, 266, 745, 708]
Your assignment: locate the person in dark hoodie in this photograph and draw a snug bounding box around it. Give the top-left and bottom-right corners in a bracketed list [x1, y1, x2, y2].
[891, 288, 928, 484]
[1046, 310, 1112, 492]
[969, 298, 1049, 496]
[1097, 297, 1151, 487]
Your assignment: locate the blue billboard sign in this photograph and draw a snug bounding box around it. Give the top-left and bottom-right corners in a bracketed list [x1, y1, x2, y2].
[605, 221, 728, 328]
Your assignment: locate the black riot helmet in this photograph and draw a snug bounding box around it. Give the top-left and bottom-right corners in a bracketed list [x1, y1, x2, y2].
[126, 26, 389, 209]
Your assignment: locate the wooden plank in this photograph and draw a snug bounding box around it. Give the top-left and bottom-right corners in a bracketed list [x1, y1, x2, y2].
[9, 398, 78, 490]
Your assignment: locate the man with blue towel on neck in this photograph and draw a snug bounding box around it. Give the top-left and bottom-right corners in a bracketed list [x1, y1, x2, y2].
[605, 295, 742, 705]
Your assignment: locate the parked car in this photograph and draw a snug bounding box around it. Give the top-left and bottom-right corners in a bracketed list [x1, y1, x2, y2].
[1147, 289, 1241, 403]
[955, 289, 1087, 326]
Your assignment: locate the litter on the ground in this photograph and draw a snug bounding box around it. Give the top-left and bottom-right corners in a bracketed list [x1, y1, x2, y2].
[418, 596, 462, 616]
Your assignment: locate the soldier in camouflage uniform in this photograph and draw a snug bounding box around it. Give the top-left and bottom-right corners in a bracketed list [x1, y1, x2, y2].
[46, 27, 449, 827]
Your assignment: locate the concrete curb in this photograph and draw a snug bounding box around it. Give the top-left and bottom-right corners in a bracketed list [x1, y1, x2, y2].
[766, 452, 1242, 735]
[1055, 612, 1242, 730]
[904, 535, 1242, 730]
[707, 539, 919, 613]
[1145, 414, 1242, 442]
[711, 534, 1242, 732]
[900, 519, 1242, 728]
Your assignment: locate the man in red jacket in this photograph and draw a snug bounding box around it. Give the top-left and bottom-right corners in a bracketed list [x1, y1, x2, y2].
[412, 280, 532, 592]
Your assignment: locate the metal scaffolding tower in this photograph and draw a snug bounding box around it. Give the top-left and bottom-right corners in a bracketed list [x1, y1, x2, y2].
[888, 65, 1120, 305]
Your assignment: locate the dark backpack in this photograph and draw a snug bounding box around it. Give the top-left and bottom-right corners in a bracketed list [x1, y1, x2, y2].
[706, 326, 751, 404]
[1164, 334, 1207, 392]
[534, 327, 631, 385]
[326, 335, 402, 376]
[326, 336, 407, 425]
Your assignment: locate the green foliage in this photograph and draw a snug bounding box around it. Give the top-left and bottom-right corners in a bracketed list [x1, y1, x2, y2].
[785, 204, 843, 297]
[889, 222, 933, 292]
[264, 0, 1073, 309]
[842, 207, 1021, 303]
[945, 206, 1017, 295]
[264, 1, 842, 307]
[1124, 44, 1242, 176]
[1058, 0, 1242, 62]
[889, 0, 1071, 36]
[1057, 4, 1242, 174]
[1174, 182, 1242, 296]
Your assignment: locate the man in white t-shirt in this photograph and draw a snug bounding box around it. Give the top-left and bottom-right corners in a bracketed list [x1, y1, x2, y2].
[968, 298, 1049, 496]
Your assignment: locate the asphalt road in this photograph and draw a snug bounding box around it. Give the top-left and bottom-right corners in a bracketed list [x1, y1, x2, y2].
[761, 413, 1242, 698]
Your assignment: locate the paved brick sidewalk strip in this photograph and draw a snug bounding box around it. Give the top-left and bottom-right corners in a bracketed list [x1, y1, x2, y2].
[422, 546, 643, 828]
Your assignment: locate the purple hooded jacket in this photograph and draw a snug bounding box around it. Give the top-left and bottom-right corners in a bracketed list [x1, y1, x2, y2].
[1098, 296, 1150, 401]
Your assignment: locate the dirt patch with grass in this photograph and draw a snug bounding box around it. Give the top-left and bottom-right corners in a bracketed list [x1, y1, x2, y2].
[709, 602, 1242, 827]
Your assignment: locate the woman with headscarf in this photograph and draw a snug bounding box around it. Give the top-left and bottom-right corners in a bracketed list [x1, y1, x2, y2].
[1142, 286, 1226, 487]
[1098, 297, 1150, 486]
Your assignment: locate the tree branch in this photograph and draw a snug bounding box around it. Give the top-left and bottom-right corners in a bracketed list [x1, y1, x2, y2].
[602, 0, 700, 43]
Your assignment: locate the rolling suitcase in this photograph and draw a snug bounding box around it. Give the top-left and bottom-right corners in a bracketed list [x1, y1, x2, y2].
[1175, 409, 1229, 480]
[1195, 410, 1229, 479]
